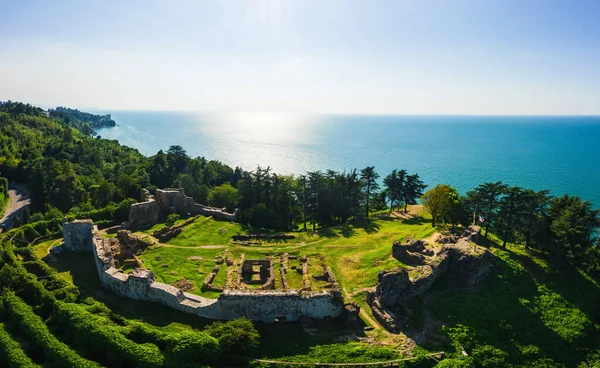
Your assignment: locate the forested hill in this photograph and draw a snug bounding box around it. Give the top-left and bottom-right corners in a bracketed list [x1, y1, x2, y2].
[0, 101, 238, 219]
[0, 101, 116, 136]
[49, 106, 116, 135]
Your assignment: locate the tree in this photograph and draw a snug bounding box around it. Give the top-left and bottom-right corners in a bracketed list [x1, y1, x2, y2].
[467, 182, 508, 237]
[442, 186, 465, 227]
[519, 189, 550, 249]
[548, 195, 600, 260]
[402, 173, 426, 212]
[149, 150, 171, 188]
[383, 169, 406, 212]
[208, 183, 241, 212]
[495, 186, 525, 247]
[421, 184, 454, 227]
[360, 166, 380, 217]
[166, 145, 189, 175]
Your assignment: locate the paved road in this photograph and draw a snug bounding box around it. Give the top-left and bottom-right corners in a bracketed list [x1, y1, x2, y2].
[0, 184, 31, 229]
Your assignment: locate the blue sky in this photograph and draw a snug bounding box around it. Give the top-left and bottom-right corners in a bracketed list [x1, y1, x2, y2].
[1, 0, 599, 114]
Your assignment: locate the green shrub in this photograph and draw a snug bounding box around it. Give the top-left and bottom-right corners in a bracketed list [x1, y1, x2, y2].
[166, 330, 220, 363]
[4, 293, 100, 367]
[165, 213, 181, 227]
[127, 322, 220, 364]
[205, 317, 260, 354]
[4, 219, 62, 246]
[0, 322, 41, 368]
[435, 358, 474, 368]
[51, 302, 164, 367]
[69, 199, 135, 223]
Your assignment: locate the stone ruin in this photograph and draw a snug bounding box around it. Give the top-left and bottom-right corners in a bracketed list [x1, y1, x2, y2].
[368, 226, 493, 332]
[126, 188, 238, 228]
[241, 259, 275, 289]
[62, 219, 95, 252]
[62, 219, 344, 323]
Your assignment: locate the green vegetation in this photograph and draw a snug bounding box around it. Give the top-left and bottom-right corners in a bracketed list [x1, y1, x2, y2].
[48, 106, 116, 136]
[0, 240, 261, 367]
[139, 214, 435, 298]
[1, 102, 600, 366]
[431, 243, 600, 367]
[157, 216, 243, 246]
[0, 176, 8, 215]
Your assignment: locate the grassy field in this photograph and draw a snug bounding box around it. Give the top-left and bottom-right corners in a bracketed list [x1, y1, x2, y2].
[139, 216, 244, 246]
[134, 210, 436, 301]
[428, 239, 600, 367]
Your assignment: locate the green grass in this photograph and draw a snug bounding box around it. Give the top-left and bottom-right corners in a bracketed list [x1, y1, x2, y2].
[133, 212, 436, 301]
[139, 246, 224, 298]
[159, 216, 243, 246]
[430, 243, 600, 367]
[32, 238, 61, 259]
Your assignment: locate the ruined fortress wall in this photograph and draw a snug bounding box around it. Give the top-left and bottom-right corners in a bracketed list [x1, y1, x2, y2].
[128, 200, 160, 227]
[215, 291, 343, 322]
[154, 188, 237, 222]
[62, 219, 95, 252]
[68, 219, 341, 322]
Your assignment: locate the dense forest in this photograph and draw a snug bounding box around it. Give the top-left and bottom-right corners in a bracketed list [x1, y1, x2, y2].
[0, 101, 599, 271]
[48, 106, 116, 136]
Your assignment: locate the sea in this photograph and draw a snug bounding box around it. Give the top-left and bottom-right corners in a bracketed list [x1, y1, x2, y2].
[96, 112, 600, 207]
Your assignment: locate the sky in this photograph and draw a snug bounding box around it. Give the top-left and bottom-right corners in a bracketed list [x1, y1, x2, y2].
[1, 0, 600, 115]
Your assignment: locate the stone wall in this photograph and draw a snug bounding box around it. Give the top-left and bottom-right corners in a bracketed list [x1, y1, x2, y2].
[62, 219, 95, 252]
[128, 200, 160, 227]
[68, 219, 343, 322]
[154, 188, 237, 221]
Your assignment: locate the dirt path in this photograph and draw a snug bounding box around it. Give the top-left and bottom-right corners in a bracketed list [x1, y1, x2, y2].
[0, 184, 31, 228]
[423, 232, 441, 246]
[341, 287, 384, 332]
[160, 244, 226, 249]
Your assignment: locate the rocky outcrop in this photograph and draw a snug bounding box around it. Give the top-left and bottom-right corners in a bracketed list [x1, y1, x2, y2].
[392, 238, 433, 265]
[446, 245, 493, 285]
[376, 251, 450, 307]
[373, 227, 491, 310]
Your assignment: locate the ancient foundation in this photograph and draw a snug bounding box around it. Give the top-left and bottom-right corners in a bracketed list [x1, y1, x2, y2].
[63, 220, 343, 322]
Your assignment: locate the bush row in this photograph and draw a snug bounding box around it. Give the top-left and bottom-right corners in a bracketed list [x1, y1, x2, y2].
[67, 198, 135, 223]
[3, 218, 63, 246]
[51, 301, 166, 367]
[126, 322, 220, 364]
[3, 293, 100, 368]
[0, 322, 41, 368]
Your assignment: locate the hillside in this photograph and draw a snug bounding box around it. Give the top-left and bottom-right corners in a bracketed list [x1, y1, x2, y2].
[0, 103, 599, 367]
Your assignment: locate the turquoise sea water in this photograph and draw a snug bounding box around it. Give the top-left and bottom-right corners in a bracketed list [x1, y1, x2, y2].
[97, 112, 600, 207]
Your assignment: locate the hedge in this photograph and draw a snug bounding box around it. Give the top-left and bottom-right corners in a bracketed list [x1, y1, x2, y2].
[68, 198, 135, 223]
[4, 293, 100, 368]
[51, 301, 165, 367]
[127, 322, 220, 364]
[5, 218, 63, 246]
[0, 322, 41, 368]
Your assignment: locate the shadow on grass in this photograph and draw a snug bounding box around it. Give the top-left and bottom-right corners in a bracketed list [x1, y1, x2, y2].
[428, 246, 600, 366]
[507, 249, 600, 329]
[348, 217, 381, 234]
